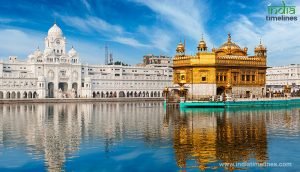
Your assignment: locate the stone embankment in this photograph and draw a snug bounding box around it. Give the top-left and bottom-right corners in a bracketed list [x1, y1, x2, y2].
[0, 98, 164, 104]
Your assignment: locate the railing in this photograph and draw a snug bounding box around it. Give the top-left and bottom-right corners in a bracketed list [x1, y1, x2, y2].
[231, 97, 291, 102]
[168, 95, 300, 103]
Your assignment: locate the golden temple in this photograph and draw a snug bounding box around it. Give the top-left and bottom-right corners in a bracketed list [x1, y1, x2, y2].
[172, 34, 267, 99]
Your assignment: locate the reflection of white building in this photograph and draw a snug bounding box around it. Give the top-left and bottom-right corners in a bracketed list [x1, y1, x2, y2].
[0, 24, 173, 99]
[0, 102, 167, 171]
[266, 64, 300, 92]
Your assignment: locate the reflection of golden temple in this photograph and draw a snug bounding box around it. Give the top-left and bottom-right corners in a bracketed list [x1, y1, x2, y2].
[284, 84, 292, 97]
[170, 108, 269, 170]
[172, 34, 267, 100]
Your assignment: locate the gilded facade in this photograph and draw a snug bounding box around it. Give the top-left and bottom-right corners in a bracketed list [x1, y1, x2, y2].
[172, 34, 267, 98]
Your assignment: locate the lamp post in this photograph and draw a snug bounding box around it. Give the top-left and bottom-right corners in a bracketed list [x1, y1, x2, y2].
[179, 85, 185, 102]
[284, 84, 291, 98]
[163, 86, 169, 104]
[225, 82, 232, 101]
[178, 73, 186, 102]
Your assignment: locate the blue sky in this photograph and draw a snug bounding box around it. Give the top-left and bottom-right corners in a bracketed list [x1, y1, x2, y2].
[0, 0, 299, 66]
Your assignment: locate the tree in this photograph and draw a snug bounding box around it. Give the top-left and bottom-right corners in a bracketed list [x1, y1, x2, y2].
[107, 61, 129, 66]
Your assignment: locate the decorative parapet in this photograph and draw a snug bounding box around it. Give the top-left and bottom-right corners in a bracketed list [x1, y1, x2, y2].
[216, 56, 266, 67]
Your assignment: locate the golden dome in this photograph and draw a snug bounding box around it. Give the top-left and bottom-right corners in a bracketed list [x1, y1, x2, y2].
[176, 41, 185, 53]
[197, 35, 207, 51]
[219, 34, 242, 51]
[215, 33, 247, 56]
[255, 39, 266, 51]
[199, 40, 206, 46]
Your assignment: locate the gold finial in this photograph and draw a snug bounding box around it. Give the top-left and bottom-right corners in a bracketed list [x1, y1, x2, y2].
[179, 38, 182, 44]
[201, 33, 204, 41]
[228, 33, 231, 42]
[260, 38, 262, 45]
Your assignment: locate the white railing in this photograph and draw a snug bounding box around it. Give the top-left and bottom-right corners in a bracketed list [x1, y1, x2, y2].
[229, 97, 296, 102]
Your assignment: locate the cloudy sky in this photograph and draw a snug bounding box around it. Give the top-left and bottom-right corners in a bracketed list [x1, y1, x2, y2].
[0, 0, 299, 66]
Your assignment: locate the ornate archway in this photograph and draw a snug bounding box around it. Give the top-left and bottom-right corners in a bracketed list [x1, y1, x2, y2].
[217, 86, 225, 95]
[48, 82, 54, 98]
[119, 91, 125, 97]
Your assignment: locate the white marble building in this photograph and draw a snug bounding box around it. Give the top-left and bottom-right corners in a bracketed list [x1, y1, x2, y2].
[266, 64, 300, 92]
[0, 24, 173, 99]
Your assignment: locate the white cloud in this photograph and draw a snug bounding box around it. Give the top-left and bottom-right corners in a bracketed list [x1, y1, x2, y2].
[137, 26, 172, 52]
[150, 29, 172, 52]
[132, 0, 212, 46]
[69, 40, 105, 65]
[112, 36, 149, 48]
[81, 0, 91, 12]
[58, 14, 150, 49]
[60, 15, 123, 34]
[60, 16, 91, 32]
[226, 15, 300, 66]
[0, 18, 14, 23]
[0, 28, 105, 64]
[0, 29, 43, 60]
[228, 0, 246, 9]
[0, 17, 27, 24]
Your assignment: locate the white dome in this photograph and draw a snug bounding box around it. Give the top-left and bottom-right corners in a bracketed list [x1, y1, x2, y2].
[44, 47, 53, 56]
[48, 24, 63, 37]
[28, 53, 35, 59]
[34, 47, 43, 57]
[68, 47, 77, 57]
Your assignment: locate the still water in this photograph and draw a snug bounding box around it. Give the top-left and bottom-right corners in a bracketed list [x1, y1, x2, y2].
[0, 102, 299, 171]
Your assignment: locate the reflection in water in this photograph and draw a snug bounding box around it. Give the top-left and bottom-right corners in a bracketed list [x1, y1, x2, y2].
[170, 107, 300, 171]
[0, 102, 165, 171]
[0, 103, 299, 171]
[216, 111, 268, 164]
